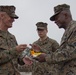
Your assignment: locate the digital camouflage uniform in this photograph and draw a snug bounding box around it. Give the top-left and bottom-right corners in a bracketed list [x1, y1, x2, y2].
[32, 37, 59, 75]
[46, 21, 76, 75]
[18, 64, 32, 72]
[0, 30, 20, 75]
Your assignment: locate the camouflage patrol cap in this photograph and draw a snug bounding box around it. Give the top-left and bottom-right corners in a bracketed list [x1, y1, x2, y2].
[36, 22, 48, 30]
[50, 4, 70, 21]
[0, 5, 19, 19]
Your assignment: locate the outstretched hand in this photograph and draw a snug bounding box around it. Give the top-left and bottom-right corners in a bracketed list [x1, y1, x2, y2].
[29, 44, 41, 52]
[23, 57, 33, 66]
[36, 53, 46, 62]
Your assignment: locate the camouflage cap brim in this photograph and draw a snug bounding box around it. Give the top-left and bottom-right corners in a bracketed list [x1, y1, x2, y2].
[50, 12, 60, 21]
[9, 13, 19, 19]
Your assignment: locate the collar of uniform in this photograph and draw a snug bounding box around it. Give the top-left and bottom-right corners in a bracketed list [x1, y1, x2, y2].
[0, 30, 13, 39]
[38, 37, 49, 45]
[66, 20, 74, 30]
[0, 30, 8, 38]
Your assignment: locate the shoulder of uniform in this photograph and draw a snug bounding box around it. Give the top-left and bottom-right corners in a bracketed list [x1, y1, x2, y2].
[48, 37, 57, 43]
[33, 40, 39, 44]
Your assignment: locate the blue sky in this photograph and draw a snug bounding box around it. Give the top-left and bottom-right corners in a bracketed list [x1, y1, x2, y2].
[0, 0, 76, 45]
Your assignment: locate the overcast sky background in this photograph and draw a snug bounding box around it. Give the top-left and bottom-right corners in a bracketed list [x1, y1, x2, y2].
[0, 0, 76, 45]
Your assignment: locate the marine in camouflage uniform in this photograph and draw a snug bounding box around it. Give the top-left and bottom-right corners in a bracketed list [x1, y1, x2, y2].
[39, 4, 76, 75]
[0, 6, 27, 75]
[31, 22, 59, 75]
[0, 30, 20, 75]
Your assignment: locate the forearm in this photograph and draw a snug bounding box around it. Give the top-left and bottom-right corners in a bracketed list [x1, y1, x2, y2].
[45, 43, 76, 64]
